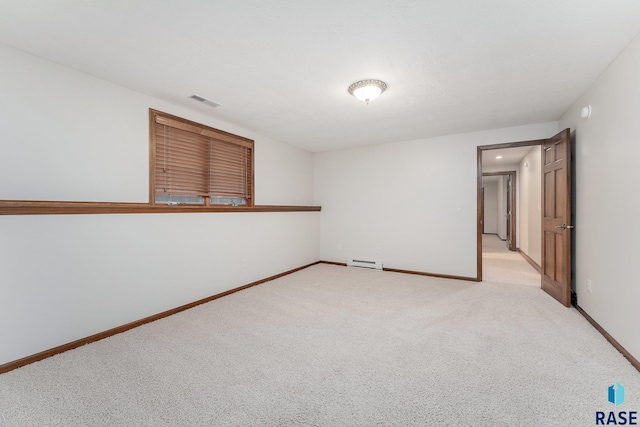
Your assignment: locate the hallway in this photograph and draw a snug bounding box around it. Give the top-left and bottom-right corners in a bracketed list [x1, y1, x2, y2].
[482, 234, 540, 286]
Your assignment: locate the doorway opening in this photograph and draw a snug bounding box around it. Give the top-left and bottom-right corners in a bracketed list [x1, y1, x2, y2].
[476, 139, 543, 283]
[477, 129, 573, 307]
[482, 171, 516, 251]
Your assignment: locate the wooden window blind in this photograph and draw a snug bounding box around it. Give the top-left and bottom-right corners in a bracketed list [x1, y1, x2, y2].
[150, 110, 254, 206]
[209, 139, 252, 198]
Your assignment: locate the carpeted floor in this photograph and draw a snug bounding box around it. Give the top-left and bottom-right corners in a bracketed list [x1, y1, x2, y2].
[1, 258, 638, 426]
[482, 234, 540, 287]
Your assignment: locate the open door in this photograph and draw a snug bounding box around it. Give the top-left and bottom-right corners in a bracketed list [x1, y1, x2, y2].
[541, 129, 572, 306]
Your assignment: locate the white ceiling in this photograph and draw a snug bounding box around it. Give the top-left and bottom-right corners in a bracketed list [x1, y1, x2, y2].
[482, 145, 537, 167]
[1, 1, 639, 153]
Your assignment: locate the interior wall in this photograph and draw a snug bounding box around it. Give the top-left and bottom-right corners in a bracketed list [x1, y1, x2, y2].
[0, 44, 314, 206]
[315, 124, 558, 278]
[496, 176, 507, 240]
[559, 33, 640, 361]
[518, 146, 542, 266]
[482, 179, 499, 234]
[0, 44, 320, 365]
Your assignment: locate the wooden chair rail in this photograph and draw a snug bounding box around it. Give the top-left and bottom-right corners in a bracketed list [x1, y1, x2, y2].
[0, 200, 321, 215]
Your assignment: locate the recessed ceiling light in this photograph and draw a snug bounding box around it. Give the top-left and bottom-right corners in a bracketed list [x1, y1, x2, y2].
[496, 155, 503, 159]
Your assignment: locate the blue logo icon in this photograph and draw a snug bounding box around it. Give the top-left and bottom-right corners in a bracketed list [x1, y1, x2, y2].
[609, 383, 626, 407]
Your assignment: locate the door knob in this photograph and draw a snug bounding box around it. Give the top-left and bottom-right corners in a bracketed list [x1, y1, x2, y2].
[555, 224, 575, 230]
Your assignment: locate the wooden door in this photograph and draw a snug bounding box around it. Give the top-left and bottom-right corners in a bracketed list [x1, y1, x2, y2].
[542, 129, 572, 306]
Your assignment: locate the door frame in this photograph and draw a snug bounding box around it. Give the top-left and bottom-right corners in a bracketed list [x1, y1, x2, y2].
[476, 139, 545, 281]
[482, 171, 517, 251]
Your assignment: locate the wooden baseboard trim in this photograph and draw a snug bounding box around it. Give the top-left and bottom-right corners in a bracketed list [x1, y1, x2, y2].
[516, 248, 542, 274]
[319, 261, 480, 282]
[576, 305, 640, 372]
[383, 267, 480, 282]
[0, 261, 321, 375]
[320, 261, 347, 267]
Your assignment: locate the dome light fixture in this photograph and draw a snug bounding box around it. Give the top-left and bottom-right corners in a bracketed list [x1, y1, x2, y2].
[348, 79, 387, 104]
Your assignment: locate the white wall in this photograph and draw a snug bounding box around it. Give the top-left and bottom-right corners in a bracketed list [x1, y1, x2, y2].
[496, 176, 507, 240]
[0, 44, 319, 365]
[0, 44, 314, 206]
[482, 179, 499, 234]
[518, 146, 542, 265]
[483, 164, 520, 174]
[559, 33, 640, 361]
[315, 123, 558, 278]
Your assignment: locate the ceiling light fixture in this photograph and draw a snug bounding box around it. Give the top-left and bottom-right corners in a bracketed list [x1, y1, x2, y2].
[348, 79, 387, 104]
[496, 155, 503, 159]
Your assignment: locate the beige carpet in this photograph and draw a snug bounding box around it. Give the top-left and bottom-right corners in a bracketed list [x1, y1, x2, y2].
[1, 263, 638, 426]
[482, 234, 540, 287]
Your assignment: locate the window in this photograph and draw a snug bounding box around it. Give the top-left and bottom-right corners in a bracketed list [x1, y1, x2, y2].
[150, 109, 254, 206]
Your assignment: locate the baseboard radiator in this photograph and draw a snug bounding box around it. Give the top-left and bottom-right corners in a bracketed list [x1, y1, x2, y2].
[346, 258, 383, 270]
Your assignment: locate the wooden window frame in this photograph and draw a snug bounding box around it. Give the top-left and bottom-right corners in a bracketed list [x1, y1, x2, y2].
[149, 109, 255, 207]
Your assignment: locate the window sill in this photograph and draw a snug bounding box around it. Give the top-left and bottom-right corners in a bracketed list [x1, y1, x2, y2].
[0, 200, 321, 215]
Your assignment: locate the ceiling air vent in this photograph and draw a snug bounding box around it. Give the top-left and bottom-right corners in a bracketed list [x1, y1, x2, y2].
[189, 94, 221, 108]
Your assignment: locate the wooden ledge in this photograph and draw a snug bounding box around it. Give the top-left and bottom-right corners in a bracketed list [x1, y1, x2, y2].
[0, 200, 321, 216]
